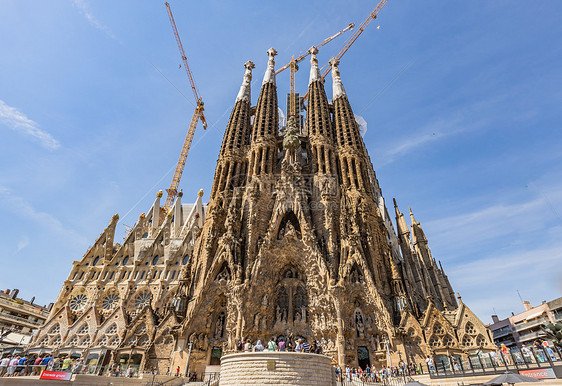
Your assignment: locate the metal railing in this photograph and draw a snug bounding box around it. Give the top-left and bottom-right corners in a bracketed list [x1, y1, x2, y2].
[429, 345, 562, 379]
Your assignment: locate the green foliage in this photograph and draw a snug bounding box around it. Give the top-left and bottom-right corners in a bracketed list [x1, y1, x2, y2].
[541, 322, 562, 349]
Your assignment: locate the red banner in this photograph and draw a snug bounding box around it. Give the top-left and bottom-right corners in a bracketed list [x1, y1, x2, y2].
[39, 370, 72, 381]
[519, 368, 556, 379]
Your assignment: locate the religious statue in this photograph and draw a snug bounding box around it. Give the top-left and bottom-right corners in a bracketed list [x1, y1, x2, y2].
[282, 116, 300, 165]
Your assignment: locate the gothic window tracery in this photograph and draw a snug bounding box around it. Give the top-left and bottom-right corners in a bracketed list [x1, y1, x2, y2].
[476, 335, 486, 347]
[109, 337, 120, 346]
[69, 294, 88, 312]
[134, 292, 151, 310]
[39, 336, 49, 345]
[48, 324, 60, 335]
[462, 335, 473, 346]
[429, 336, 440, 347]
[138, 335, 149, 346]
[293, 286, 307, 323]
[465, 322, 476, 334]
[51, 335, 62, 346]
[77, 324, 89, 335]
[277, 286, 288, 323]
[101, 293, 120, 311]
[433, 323, 444, 335]
[80, 335, 90, 346]
[135, 324, 147, 335]
[68, 335, 79, 346]
[216, 264, 230, 282]
[107, 324, 118, 334]
[442, 335, 454, 347]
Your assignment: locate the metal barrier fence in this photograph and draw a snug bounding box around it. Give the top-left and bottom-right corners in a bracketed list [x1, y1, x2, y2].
[430, 345, 561, 378]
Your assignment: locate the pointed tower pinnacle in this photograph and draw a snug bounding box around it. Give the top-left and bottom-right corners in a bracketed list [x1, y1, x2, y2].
[409, 206, 416, 224]
[236, 61, 255, 103]
[329, 58, 347, 99]
[309, 47, 322, 85]
[262, 48, 278, 85]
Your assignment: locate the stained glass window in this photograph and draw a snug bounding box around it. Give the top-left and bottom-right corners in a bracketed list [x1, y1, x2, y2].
[69, 294, 88, 311]
[135, 293, 151, 309]
[102, 293, 120, 311]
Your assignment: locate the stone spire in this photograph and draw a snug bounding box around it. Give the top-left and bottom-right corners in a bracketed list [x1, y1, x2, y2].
[236, 61, 255, 103]
[308, 47, 322, 85]
[212, 61, 254, 199]
[262, 47, 278, 85]
[330, 58, 347, 100]
[249, 49, 279, 178]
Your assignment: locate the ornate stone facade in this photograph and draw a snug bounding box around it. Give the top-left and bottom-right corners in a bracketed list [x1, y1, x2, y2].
[31, 48, 496, 375]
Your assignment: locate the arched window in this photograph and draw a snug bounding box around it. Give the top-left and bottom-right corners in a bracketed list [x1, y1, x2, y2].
[51, 335, 62, 345]
[465, 322, 476, 334]
[98, 336, 108, 346]
[182, 255, 189, 265]
[68, 335, 79, 346]
[442, 335, 454, 347]
[39, 336, 49, 345]
[80, 335, 90, 346]
[122, 256, 129, 265]
[277, 286, 288, 323]
[135, 324, 147, 335]
[294, 286, 307, 310]
[106, 324, 118, 334]
[92, 256, 99, 266]
[429, 336, 440, 347]
[109, 337, 120, 346]
[433, 323, 444, 335]
[476, 335, 487, 347]
[48, 324, 60, 335]
[77, 324, 89, 334]
[138, 335, 149, 346]
[462, 335, 473, 347]
[152, 255, 159, 265]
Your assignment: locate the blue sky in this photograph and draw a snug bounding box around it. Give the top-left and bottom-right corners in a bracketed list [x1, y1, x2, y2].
[1, 1, 560, 323]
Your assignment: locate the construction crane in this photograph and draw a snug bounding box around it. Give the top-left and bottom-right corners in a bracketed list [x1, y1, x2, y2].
[302, 0, 390, 103]
[164, 2, 208, 210]
[276, 23, 354, 120]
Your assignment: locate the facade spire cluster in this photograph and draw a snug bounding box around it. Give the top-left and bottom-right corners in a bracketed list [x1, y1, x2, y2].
[30, 47, 495, 376]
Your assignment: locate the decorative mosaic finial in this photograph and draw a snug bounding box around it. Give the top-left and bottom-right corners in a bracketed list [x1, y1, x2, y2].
[308, 47, 321, 85]
[236, 61, 255, 103]
[330, 58, 347, 99]
[262, 48, 278, 85]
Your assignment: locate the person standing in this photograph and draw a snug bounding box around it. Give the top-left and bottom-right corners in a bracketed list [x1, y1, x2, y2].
[61, 356, 72, 372]
[278, 338, 286, 352]
[302, 339, 310, 353]
[254, 340, 264, 352]
[425, 356, 434, 374]
[267, 337, 277, 352]
[175, 366, 180, 377]
[244, 339, 253, 352]
[295, 339, 303, 352]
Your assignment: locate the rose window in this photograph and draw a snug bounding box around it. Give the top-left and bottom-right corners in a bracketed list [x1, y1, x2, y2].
[102, 293, 120, 311]
[69, 294, 88, 311]
[135, 292, 151, 309]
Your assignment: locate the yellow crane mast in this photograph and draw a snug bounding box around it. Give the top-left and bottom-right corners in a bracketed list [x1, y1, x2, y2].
[276, 23, 354, 119]
[302, 0, 390, 103]
[164, 2, 208, 210]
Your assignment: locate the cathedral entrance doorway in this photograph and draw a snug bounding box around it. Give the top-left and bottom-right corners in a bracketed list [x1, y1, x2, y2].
[357, 346, 370, 370]
[210, 347, 222, 365]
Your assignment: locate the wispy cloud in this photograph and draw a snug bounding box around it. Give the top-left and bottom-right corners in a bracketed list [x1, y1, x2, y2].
[0, 185, 87, 246]
[15, 236, 29, 254]
[72, 0, 117, 40]
[0, 100, 60, 150]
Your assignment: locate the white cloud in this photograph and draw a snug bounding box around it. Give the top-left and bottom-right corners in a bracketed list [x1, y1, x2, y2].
[0, 100, 60, 150]
[15, 236, 29, 254]
[72, 0, 117, 40]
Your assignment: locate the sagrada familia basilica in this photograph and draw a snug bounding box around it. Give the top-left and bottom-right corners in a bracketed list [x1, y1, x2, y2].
[30, 47, 495, 375]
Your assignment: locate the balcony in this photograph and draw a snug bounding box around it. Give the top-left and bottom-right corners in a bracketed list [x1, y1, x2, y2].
[0, 312, 44, 327]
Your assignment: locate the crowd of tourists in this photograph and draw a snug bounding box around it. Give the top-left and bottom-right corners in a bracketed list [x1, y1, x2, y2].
[236, 336, 323, 354]
[334, 361, 425, 383]
[0, 353, 84, 377]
